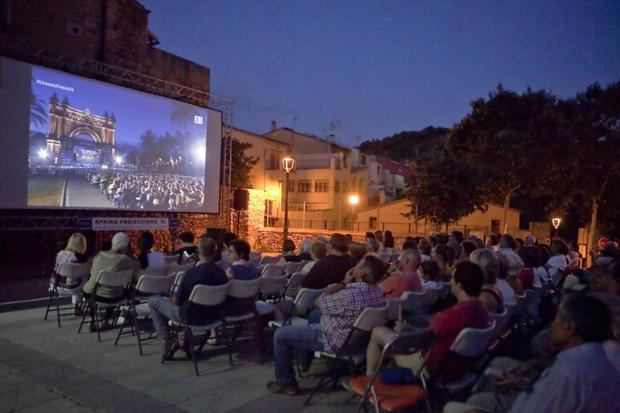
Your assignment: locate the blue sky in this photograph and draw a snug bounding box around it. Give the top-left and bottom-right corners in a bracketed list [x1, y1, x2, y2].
[31, 65, 209, 147]
[142, 0, 620, 147]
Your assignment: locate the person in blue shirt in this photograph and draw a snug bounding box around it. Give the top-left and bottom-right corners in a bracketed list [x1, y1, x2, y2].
[225, 239, 261, 280]
[443, 294, 620, 413]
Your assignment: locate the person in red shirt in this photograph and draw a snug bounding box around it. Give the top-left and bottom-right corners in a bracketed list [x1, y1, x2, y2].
[362, 261, 490, 380]
[380, 249, 423, 299]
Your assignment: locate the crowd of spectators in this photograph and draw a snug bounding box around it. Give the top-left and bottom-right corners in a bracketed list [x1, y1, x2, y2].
[48, 228, 620, 412]
[87, 171, 204, 211]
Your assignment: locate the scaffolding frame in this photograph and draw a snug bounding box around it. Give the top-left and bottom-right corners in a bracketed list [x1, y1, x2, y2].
[0, 43, 234, 230]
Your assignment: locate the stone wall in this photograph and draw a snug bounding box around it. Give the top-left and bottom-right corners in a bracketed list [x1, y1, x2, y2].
[0, 0, 211, 98]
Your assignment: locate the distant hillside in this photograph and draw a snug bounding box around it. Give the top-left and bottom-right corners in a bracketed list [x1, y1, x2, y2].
[359, 126, 449, 162]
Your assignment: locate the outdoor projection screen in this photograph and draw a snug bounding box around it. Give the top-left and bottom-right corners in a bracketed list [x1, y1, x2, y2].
[0, 57, 222, 213]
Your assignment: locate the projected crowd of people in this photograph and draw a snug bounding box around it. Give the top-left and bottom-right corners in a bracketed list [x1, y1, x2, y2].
[87, 171, 204, 211]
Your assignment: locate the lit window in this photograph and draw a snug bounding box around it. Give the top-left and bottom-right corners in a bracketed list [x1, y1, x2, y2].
[298, 180, 311, 192]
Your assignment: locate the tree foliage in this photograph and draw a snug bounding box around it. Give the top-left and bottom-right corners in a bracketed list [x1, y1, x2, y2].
[359, 126, 449, 162]
[446, 85, 564, 231]
[230, 139, 259, 189]
[405, 153, 487, 226]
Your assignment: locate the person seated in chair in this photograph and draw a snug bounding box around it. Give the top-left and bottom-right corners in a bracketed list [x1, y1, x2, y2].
[82, 232, 139, 331]
[301, 233, 354, 289]
[267, 255, 386, 395]
[51, 232, 91, 316]
[174, 231, 198, 264]
[443, 294, 620, 413]
[136, 231, 165, 272]
[148, 236, 227, 357]
[360, 261, 489, 382]
[225, 239, 261, 280]
[381, 249, 423, 299]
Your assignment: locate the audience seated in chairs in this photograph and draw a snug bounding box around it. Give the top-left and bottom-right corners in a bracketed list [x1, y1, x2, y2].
[470, 249, 505, 314]
[348, 242, 368, 267]
[361, 261, 489, 383]
[301, 241, 327, 274]
[226, 240, 261, 280]
[51, 232, 90, 315]
[82, 232, 139, 331]
[443, 294, 620, 413]
[174, 231, 198, 264]
[219, 231, 238, 263]
[267, 254, 387, 395]
[420, 261, 442, 290]
[381, 249, 423, 299]
[298, 239, 313, 261]
[277, 239, 301, 265]
[148, 236, 228, 358]
[300, 233, 355, 289]
[137, 231, 166, 272]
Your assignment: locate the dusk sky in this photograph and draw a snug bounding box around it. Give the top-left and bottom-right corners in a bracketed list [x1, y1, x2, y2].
[142, 0, 620, 147]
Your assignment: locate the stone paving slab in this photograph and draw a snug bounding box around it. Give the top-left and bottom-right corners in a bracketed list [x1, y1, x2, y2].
[0, 307, 362, 413]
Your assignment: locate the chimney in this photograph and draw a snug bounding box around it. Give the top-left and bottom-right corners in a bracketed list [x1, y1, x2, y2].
[270, 120, 277, 131]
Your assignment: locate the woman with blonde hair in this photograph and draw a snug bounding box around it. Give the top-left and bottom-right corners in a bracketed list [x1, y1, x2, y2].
[51, 232, 90, 315]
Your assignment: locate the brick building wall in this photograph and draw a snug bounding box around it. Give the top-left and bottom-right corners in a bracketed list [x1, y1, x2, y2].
[0, 0, 210, 94]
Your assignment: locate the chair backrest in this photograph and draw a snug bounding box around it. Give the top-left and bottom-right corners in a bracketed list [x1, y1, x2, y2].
[227, 278, 261, 299]
[57, 262, 91, 279]
[164, 255, 180, 265]
[439, 282, 451, 299]
[283, 261, 304, 275]
[285, 271, 307, 297]
[489, 308, 510, 337]
[189, 282, 230, 306]
[96, 269, 135, 288]
[259, 255, 281, 266]
[166, 262, 194, 275]
[135, 266, 166, 278]
[383, 330, 435, 360]
[249, 251, 262, 263]
[259, 275, 288, 296]
[293, 287, 325, 313]
[168, 271, 185, 294]
[450, 320, 497, 358]
[262, 263, 284, 277]
[386, 298, 406, 321]
[136, 273, 176, 295]
[353, 305, 388, 332]
[403, 288, 440, 314]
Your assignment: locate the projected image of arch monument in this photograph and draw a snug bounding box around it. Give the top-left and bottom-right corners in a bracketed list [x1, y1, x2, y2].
[27, 65, 210, 211]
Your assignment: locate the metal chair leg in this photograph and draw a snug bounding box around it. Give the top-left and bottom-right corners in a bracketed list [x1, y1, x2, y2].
[186, 327, 199, 376]
[55, 293, 62, 328]
[44, 289, 55, 321]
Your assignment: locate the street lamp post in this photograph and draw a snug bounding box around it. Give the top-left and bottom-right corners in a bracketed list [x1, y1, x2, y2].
[282, 157, 295, 241]
[348, 194, 360, 231]
[552, 217, 561, 238]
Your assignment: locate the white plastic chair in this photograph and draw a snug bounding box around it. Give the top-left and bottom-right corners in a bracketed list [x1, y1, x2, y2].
[307, 304, 389, 405]
[78, 268, 134, 342]
[164, 255, 180, 265]
[269, 287, 325, 328]
[223, 278, 262, 365]
[440, 320, 497, 394]
[168, 282, 230, 376]
[166, 262, 194, 275]
[259, 255, 281, 266]
[115, 273, 176, 354]
[283, 261, 304, 276]
[262, 263, 284, 278]
[44, 262, 91, 328]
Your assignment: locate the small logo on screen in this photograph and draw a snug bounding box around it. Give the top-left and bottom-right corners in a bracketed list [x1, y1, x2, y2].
[194, 115, 204, 125]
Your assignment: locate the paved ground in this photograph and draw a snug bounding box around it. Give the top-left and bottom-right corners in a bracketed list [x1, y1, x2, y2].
[0, 307, 363, 413]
